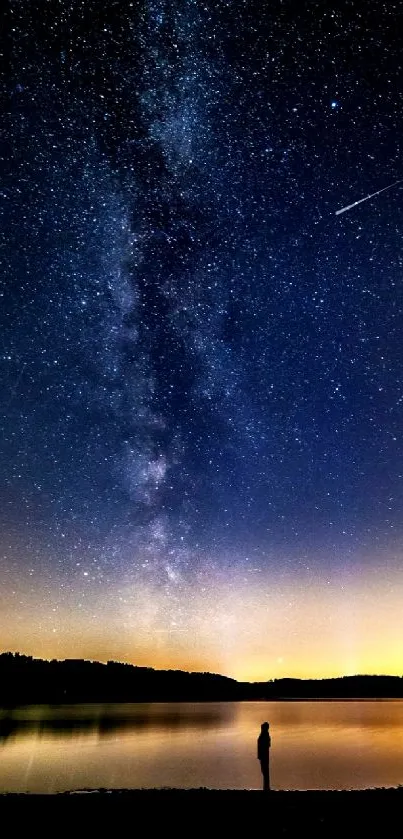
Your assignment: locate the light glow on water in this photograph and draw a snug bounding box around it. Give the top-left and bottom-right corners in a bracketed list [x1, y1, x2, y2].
[1, 701, 403, 792]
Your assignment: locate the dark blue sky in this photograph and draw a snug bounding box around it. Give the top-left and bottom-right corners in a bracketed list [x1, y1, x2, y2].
[2, 0, 403, 674]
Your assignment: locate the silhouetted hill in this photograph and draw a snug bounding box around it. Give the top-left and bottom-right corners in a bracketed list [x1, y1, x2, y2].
[242, 675, 403, 700]
[1, 652, 403, 705]
[0, 653, 239, 704]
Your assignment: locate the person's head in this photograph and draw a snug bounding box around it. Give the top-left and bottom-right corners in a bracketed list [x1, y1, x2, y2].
[261, 721, 269, 732]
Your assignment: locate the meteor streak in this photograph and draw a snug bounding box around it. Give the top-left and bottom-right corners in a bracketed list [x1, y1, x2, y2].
[335, 179, 403, 215]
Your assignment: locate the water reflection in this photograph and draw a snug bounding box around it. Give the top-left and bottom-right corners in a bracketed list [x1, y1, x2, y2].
[0, 703, 233, 742]
[1, 701, 403, 792]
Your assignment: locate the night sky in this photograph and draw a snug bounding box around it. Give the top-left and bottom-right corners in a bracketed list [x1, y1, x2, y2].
[2, 0, 403, 680]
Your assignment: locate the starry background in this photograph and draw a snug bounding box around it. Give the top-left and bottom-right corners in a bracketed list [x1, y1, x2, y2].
[1, 0, 403, 680]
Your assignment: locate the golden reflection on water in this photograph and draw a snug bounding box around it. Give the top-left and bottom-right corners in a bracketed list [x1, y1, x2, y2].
[1, 701, 403, 792]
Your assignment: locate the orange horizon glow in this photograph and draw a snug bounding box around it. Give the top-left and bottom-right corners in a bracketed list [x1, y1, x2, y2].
[2, 554, 403, 682]
[1, 644, 402, 684]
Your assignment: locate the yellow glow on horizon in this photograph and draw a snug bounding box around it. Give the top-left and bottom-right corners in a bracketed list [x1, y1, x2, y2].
[1, 559, 403, 682]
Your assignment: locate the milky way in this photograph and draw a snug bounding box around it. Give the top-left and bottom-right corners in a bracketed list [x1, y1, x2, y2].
[2, 1, 403, 679]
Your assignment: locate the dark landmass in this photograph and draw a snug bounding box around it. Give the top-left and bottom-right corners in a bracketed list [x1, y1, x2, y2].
[1, 652, 403, 705]
[0, 652, 236, 705]
[1, 787, 402, 838]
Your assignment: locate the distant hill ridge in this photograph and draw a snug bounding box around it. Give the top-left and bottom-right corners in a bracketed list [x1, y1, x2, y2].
[1, 652, 402, 704]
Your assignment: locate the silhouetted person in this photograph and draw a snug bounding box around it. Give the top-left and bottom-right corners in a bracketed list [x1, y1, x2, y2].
[257, 721, 271, 791]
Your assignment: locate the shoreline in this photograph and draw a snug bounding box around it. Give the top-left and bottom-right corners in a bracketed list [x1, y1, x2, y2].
[2, 784, 403, 793]
[2, 787, 402, 835]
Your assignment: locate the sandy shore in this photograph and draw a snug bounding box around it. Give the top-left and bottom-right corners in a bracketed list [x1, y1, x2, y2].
[1, 787, 402, 836]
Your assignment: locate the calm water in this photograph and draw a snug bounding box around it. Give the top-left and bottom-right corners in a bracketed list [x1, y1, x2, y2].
[1, 701, 403, 792]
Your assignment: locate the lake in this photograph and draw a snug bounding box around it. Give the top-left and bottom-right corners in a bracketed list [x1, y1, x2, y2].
[1, 701, 403, 792]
